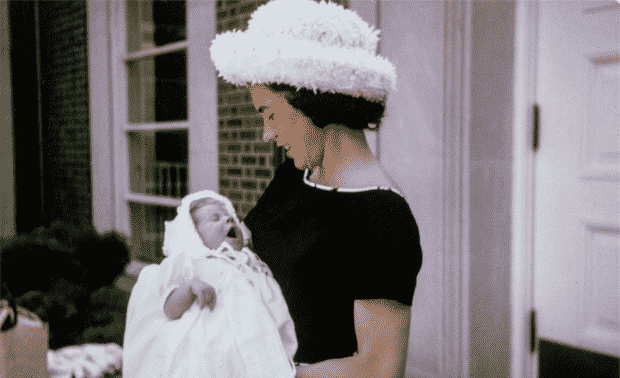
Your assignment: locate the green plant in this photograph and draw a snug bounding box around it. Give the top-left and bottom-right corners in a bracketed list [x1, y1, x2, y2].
[3, 221, 131, 350]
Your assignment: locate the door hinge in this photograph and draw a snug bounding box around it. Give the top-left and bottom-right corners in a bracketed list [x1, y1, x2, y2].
[533, 103, 540, 152]
[530, 309, 537, 354]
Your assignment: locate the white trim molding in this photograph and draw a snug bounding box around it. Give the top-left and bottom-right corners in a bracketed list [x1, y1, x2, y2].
[87, 0, 115, 234]
[186, 0, 218, 194]
[442, 1, 472, 377]
[109, 0, 131, 238]
[511, 1, 539, 377]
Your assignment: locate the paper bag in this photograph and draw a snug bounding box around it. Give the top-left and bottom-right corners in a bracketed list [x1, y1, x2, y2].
[0, 288, 49, 378]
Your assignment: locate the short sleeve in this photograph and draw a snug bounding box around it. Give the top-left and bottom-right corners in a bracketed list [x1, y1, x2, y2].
[348, 193, 423, 306]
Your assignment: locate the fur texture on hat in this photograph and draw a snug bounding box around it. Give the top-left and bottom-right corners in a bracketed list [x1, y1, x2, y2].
[210, 0, 397, 102]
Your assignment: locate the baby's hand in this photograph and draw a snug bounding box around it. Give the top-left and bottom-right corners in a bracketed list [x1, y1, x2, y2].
[190, 278, 216, 311]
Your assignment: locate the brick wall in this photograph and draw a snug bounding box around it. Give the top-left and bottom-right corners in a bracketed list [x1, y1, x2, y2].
[39, 0, 92, 227]
[216, 0, 349, 220]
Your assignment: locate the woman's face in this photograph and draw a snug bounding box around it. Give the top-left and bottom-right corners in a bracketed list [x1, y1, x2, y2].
[192, 204, 243, 250]
[248, 84, 325, 171]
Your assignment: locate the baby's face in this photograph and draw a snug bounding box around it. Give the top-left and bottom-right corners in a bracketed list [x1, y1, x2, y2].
[192, 204, 243, 251]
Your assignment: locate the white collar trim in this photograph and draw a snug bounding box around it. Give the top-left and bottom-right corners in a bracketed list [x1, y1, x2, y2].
[302, 169, 404, 197]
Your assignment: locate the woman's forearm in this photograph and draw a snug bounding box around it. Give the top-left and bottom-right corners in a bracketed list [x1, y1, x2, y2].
[295, 355, 375, 378]
[164, 283, 195, 320]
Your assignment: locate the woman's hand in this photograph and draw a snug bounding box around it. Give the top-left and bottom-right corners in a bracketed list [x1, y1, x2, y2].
[190, 278, 216, 311]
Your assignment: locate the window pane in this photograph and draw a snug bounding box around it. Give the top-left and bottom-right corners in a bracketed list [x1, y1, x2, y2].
[129, 130, 188, 198]
[127, 51, 187, 123]
[153, 0, 186, 46]
[155, 51, 187, 122]
[129, 202, 177, 263]
[127, 0, 186, 53]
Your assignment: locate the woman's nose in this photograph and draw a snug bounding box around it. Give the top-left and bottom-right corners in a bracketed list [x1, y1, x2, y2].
[225, 217, 234, 224]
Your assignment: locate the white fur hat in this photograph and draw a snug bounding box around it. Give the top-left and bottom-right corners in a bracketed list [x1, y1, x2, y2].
[209, 0, 397, 102]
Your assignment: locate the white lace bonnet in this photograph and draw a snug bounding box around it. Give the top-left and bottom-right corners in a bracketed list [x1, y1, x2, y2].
[209, 0, 397, 102]
[162, 190, 249, 258]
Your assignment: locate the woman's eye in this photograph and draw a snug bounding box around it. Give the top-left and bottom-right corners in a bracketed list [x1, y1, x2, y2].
[212, 214, 220, 221]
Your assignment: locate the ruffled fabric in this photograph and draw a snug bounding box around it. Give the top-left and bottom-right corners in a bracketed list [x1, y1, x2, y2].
[123, 254, 297, 378]
[210, 0, 397, 102]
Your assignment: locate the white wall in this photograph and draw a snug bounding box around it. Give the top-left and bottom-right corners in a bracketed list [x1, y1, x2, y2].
[350, 0, 380, 157]
[368, 1, 446, 376]
[0, 0, 15, 241]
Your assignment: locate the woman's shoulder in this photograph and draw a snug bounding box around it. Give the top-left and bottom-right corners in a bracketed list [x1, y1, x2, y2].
[340, 162, 404, 194]
[366, 165, 404, 194]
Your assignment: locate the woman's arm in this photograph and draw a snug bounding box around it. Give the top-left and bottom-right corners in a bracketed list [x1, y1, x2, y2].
[295, 299, 411, 378]
[163, 282, 195, 320]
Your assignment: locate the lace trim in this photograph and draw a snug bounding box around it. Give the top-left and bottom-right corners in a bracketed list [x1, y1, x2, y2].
[302, 169, 404, 197]
[207, 245, 273, 277]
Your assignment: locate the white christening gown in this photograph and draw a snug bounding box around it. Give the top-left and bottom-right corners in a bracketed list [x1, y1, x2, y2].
[123, 245, 298, 378]
[122, 190, 297, 378]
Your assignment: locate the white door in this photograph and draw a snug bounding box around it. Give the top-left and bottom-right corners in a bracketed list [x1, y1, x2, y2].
[534, 0, 620, 362]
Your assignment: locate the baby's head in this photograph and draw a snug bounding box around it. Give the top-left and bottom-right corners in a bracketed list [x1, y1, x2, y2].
[189, 197, 243, 251]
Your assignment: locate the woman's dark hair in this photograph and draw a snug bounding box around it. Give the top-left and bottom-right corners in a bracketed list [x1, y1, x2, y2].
[266, 83, 386, 131]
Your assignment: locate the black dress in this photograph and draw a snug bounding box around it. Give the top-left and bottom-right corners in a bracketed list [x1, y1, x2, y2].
[244, 159, 423, 364]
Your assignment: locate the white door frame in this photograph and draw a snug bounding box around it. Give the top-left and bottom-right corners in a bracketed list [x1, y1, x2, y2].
[87, 0, 115, 235]
[511, 0, 539, 377]
[445, 1, 541, 377]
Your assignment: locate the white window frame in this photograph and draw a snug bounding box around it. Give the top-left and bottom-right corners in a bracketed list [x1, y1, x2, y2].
[88, 0, 218, 267]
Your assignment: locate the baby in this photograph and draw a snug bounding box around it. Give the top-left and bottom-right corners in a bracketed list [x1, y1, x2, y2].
[163, 196, 245, 320]
[123, 190, 297, 378]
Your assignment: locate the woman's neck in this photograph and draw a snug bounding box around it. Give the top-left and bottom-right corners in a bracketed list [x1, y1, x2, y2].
[311, 124, 379, 187]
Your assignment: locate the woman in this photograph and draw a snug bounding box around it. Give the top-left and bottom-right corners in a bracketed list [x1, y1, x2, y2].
[210, 0, 423, 377]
